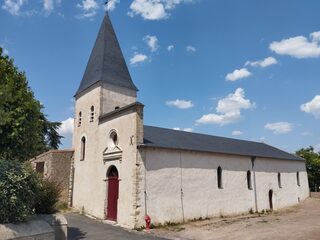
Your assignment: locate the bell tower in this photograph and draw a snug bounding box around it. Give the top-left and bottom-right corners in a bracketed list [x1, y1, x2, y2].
[74, 14, 138, 117]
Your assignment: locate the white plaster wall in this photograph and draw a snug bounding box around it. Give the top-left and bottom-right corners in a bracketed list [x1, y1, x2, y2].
[254, 157, 309, 211]
[72, 84, 140, 228]
[101, 83, 136, 115]
[72, 86, 102, 217]
[136, 148, 309, 226]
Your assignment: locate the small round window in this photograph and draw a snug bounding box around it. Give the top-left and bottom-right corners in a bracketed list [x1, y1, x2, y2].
[109, 130, 118, 147]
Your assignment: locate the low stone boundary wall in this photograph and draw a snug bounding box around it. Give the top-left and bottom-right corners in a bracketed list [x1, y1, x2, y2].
[0, 214, 67, 240]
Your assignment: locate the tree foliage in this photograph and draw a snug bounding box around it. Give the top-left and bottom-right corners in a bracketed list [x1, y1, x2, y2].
[0, 47, 62, 161]
[296, 146, 320, 191]
[0, 160, 39, 223]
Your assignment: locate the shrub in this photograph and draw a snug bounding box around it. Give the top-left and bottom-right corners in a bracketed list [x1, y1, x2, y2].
[34, 179, 61, 214]
[0, 160, 39, 224]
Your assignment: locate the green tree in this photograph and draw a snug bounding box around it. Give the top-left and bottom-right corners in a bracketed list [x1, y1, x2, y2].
[0, 47, 62, 161]
[296, 146, 320, 192]
[0, 160, 39, 223]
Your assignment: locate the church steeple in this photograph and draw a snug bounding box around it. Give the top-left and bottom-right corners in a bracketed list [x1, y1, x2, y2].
[75, 14, 138, 97]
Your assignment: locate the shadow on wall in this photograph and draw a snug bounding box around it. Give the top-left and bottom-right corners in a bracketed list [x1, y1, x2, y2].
[67, 227, 86, 240]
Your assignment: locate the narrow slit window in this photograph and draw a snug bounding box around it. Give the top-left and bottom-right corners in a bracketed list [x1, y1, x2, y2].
[78, 112, 82, 127]
[217, 166, 223, 189]
[81, 137, 86, 161]
[297, 172, 300, 186]
[247, 171, 252, 190]
[278, 172, 282, 188]
[90, 106, 94, 122]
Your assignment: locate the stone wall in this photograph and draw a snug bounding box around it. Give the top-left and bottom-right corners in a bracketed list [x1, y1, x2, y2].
[30, 150, 74, 204]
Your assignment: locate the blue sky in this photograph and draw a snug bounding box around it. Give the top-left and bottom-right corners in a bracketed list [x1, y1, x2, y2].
[1, 0, 320, 153]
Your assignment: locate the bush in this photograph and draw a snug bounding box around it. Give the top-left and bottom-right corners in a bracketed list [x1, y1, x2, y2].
[0, 160, 39, 224]
[34, 179, 61, 214]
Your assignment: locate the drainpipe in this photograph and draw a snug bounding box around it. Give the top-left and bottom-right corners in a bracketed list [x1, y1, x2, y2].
[179, 151, 185, 223]
[144, 150, 148, 216]
[252, 157, 258, 212]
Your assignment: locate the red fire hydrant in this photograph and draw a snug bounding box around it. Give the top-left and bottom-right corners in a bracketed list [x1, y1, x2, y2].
[145, 215, 151, 231]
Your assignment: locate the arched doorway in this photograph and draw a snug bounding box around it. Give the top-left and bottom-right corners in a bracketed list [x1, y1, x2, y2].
[106, 166, 119, 221]
[269, 189, 273, 211]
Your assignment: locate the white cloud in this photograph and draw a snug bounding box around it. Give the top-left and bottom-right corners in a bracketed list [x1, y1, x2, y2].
[105, 0, 119, 11]
[173, 127, 193, 132]
[77, 0, 99, 18]
[166, 99, 194, 109]
[232, 130, 243, 136]
[300, 95, 320, 119]
[196, 88, 255, 125]
[270, 32, 320, 58]
[130, 53, 148, 65]
[58, 118, 74, 136]
[128, 0, 192, 20]
[186, 45, 196, 52]
[144, 35, 159, 52]
[43, 0, 54, 13]
[245, 57, 278, 68]
[2, 0, 26, 15]
[167, 45, 174, 51]
[311, 31, 320, 42]
[225, 68, 251, 82]
[264, 122, 293, 134]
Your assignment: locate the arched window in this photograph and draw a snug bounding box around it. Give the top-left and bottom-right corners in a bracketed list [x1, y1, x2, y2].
[78, 112, 82, 127]
[297, 172, 300, 186]
[90, 106, 94, 122]
[278, 172, 282, 188]
[80, 136, 86, 161]
[247, 171, 252, 190]
[217, 166, 223, 189]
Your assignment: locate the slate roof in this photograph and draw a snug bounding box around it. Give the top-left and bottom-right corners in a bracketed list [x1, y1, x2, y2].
[75, 14, 138, 97]
[142, 126, 303, 161]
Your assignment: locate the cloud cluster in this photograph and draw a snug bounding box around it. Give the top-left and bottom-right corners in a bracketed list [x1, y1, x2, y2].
[196, 88, 255, 125]
[144, 35, 159, 52]
[128, 0, 193, 20]
[130, 53, 148, 65]
[167, 44, 174, 51]
[245, 57, 278, 68]
[232, 130, 243, 136]
[225, 68, 251, 82]
[186, 45, 196, 52]
[300, 95, 320, 119]
[166, 99, 194, 109]
[270, 31, 320, 59]
[2, 0, 26, 15]
[173, 127, 193, 132]
[264, 122, 293, 134]
[105, 0, 120, 11]
[58, 118, 74, 136]
[77, 0, 99, 18]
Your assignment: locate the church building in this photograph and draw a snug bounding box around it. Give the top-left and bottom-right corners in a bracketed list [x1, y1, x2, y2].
[71, 14, 309, 229]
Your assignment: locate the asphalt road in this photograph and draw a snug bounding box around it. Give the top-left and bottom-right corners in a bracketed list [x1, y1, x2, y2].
[65, 213, 168, 240]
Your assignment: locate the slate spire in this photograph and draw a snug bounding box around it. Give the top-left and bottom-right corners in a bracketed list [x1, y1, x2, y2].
[75, 14, 138, 97]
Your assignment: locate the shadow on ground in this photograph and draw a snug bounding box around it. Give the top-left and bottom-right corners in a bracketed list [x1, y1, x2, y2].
[68, 227, 86, 240]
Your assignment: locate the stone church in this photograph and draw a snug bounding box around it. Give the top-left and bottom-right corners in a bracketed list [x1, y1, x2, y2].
[72, 14, 309, 229]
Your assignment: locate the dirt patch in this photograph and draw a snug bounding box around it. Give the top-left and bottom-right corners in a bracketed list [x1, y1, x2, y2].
[151, 197, 320, 240]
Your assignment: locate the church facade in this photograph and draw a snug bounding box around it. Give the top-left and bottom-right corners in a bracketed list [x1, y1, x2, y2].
[71, 15, 309, 229]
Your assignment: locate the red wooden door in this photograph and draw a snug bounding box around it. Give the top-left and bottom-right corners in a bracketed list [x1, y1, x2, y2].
[106, 176, 119, 221]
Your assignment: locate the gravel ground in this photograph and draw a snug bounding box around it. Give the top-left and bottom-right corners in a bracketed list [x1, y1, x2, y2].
[151, 195, 320, 240]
